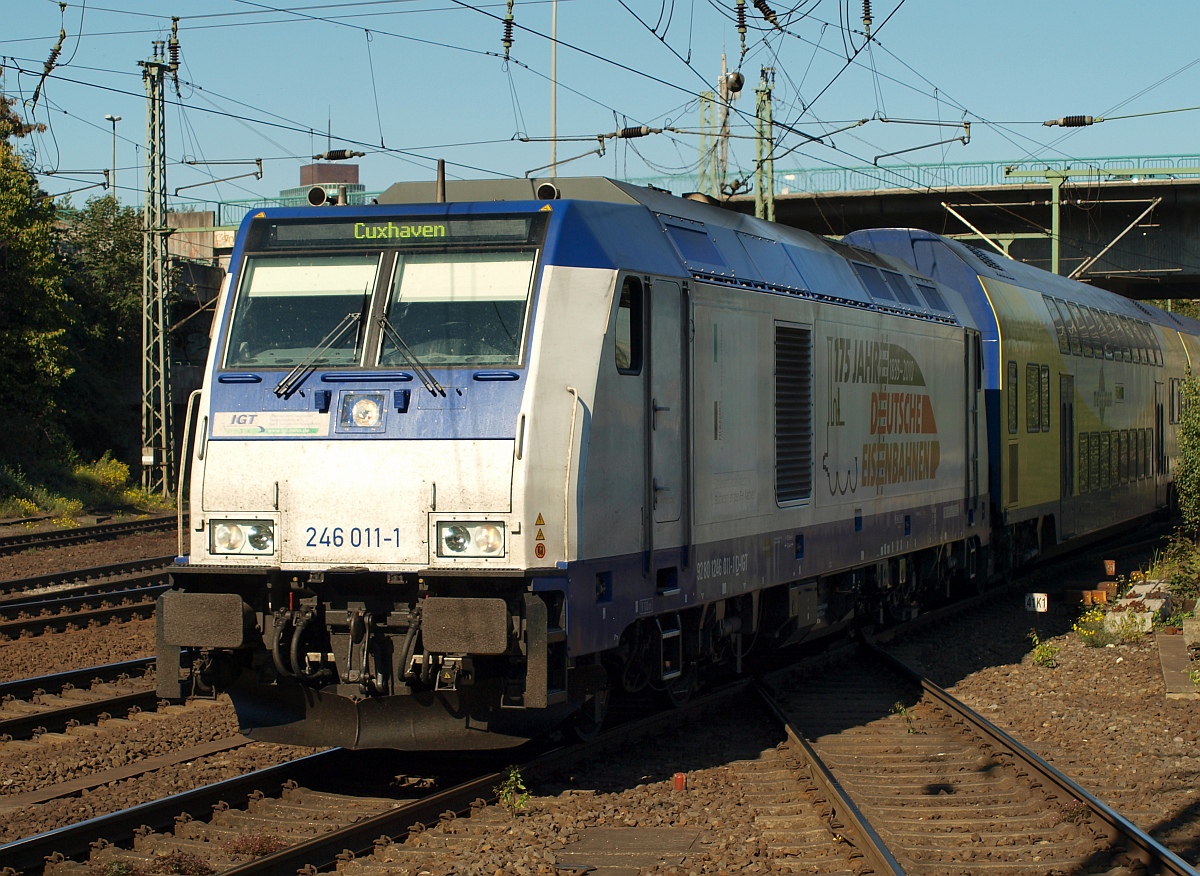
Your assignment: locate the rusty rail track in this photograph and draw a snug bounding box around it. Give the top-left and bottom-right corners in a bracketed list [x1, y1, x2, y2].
[0, 516, 175, 557]
[757, 644, 1196, 875]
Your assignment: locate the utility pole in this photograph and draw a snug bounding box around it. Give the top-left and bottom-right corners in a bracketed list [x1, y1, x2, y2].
[716, 55, 743, 197]
[754, 67, 775, 222]
[104, 114, 121, 198]
[139, 22, 179, 494]
[698, 91, 716, 197]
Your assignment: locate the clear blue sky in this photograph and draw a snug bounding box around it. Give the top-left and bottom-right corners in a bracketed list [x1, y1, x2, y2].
[5, 0, 1200, 210]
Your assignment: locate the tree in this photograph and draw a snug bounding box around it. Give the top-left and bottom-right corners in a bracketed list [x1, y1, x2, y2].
[59, 194, 143, 462]
[0, 91, 73, 467]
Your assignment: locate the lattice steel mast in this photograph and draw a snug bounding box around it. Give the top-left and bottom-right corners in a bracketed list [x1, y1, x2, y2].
[139, 23, 179, 494]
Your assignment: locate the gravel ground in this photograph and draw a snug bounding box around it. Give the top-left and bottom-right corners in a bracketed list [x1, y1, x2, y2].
[0, 698, 317, 845]
[888, 584, 1200, 864]
[0, 530, 171, 681]
[2, 529, 1197, 869]
[0, 528, 178, 582]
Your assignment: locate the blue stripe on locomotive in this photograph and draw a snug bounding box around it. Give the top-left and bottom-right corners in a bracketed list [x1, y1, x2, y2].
[212, 199, 955, 447]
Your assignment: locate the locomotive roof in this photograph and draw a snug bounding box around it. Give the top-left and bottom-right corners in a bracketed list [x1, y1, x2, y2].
[844, 227, 1194, 333]
[376, 177, 961, 325]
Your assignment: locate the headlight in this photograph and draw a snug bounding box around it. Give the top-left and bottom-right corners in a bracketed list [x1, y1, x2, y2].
[337, 391, 387, 432]
[436, 521, 505, 558]
[351, 396, 381, 427]
[210, 519, 275, 555]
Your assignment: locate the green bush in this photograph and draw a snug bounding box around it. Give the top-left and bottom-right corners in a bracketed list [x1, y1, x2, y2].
[1178, 371, 1200, 529]
[1154, 530, 1200, 600]
[74, 453, 130, 493]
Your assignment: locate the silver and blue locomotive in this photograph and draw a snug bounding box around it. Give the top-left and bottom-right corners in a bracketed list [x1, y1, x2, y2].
[158, 178, 1192, 749]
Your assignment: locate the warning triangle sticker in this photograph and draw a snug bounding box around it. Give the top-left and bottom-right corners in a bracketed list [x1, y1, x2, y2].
[536, 529, 545, 541]
[535, 514, 545, 526]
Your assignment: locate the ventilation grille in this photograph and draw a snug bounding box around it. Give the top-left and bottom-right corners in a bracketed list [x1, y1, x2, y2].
[963, 243, 1015, 279]
[776, 325, 813, 503]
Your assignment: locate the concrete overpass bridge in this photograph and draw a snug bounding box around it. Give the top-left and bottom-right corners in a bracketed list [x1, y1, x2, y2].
[636, 154, 1200, 301]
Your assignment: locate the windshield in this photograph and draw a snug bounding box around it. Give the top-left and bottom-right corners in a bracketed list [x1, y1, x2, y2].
[225, 254, 377, 368]
[380, 251, 535, 366]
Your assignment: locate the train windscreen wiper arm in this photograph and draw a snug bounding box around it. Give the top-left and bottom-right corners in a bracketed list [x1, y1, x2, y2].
[273, 311, 362, 399]
[377, 316, 446, 397]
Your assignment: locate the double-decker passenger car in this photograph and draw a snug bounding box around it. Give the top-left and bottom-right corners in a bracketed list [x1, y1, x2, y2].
[845, 229, 1200, 565]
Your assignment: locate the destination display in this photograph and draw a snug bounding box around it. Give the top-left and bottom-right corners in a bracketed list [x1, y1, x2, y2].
[252, 215, 543, 251]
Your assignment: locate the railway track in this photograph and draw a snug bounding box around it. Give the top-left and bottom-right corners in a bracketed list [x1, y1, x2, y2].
[0, 658, 158, 742]
[2, 652, 1193, 874]
[0, 684, 758, 875]
[0, 583, 163, 640]
[0, 516, 176, 557]
[0, 556, 173, 601]
[759, 643, 1195, 875]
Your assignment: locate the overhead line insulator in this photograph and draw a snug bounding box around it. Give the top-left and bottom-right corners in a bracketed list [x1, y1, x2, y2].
[754, 0, 780, 29]
[314, 149, 366, 161]
[1044, 115, 1095, 128]
[617, 126, 653, 139]
[736, 0, 747, 57]
[502, 0, 514, 61]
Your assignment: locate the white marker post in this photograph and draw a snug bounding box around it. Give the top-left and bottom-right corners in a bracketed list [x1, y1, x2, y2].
[1025, 593, 1049, 612]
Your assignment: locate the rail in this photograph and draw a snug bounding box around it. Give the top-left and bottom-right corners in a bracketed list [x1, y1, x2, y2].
[0, 516, 176, 556]
[873, 643, 1197, 875]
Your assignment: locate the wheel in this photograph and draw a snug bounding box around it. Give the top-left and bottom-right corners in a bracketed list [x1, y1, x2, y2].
[570, 687, 610, 741]
[662, 666, 696, 708]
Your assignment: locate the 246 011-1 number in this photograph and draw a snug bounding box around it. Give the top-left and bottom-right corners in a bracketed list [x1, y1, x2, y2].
[305, 526, 400, 548]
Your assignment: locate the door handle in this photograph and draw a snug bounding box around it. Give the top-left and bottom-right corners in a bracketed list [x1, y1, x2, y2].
[652, 477, 669, 509]
[651, 398, 671, 429]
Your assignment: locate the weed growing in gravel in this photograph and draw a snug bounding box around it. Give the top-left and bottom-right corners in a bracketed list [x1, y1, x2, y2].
[1073, 607, 1111, 646]
[223, 834, 289, 858]
[1108, 608, 1147, 643]
[494, 764, 530, 816]
[1189, 666, 1200, 686]
[89, 852, 215, 876]
[1027, 629, 1059, 668]
[1073, 605, 1147, 647]
[890, 701, 923, 734]
[1056, 798, 1091, 824]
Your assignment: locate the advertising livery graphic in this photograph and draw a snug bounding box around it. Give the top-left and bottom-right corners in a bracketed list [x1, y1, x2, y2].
[825, 334, 940, 495]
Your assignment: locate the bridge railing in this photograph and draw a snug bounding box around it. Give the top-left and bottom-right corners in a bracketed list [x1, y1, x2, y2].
[631, 153, 1200, 198]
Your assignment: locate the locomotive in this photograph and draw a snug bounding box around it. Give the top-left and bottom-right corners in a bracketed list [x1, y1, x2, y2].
[157, 177, 1196, 749]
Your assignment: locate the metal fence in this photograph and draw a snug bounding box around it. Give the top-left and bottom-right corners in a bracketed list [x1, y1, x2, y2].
[629, 153, 1200, 199]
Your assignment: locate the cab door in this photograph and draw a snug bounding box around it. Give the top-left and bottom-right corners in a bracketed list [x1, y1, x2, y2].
[648, 279, 684, 528]
[644, 279, 688, 585]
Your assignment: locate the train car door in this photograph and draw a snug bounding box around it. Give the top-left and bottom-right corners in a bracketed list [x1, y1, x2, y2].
[965, 330, 981, 516]
[1155, 381, 1167, 507]
[645, 279, 686, 577]
[1058, 374, 1076, 539]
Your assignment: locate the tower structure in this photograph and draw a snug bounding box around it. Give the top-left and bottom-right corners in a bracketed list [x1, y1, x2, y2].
[139, 24, 179, 493]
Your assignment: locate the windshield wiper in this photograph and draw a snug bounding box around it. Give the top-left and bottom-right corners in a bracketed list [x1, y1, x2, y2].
[378, 316, 446, 397]
[274, 311, 362, 398]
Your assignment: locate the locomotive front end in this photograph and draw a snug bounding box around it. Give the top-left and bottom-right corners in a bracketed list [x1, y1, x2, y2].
[159, 205, 600, 749]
